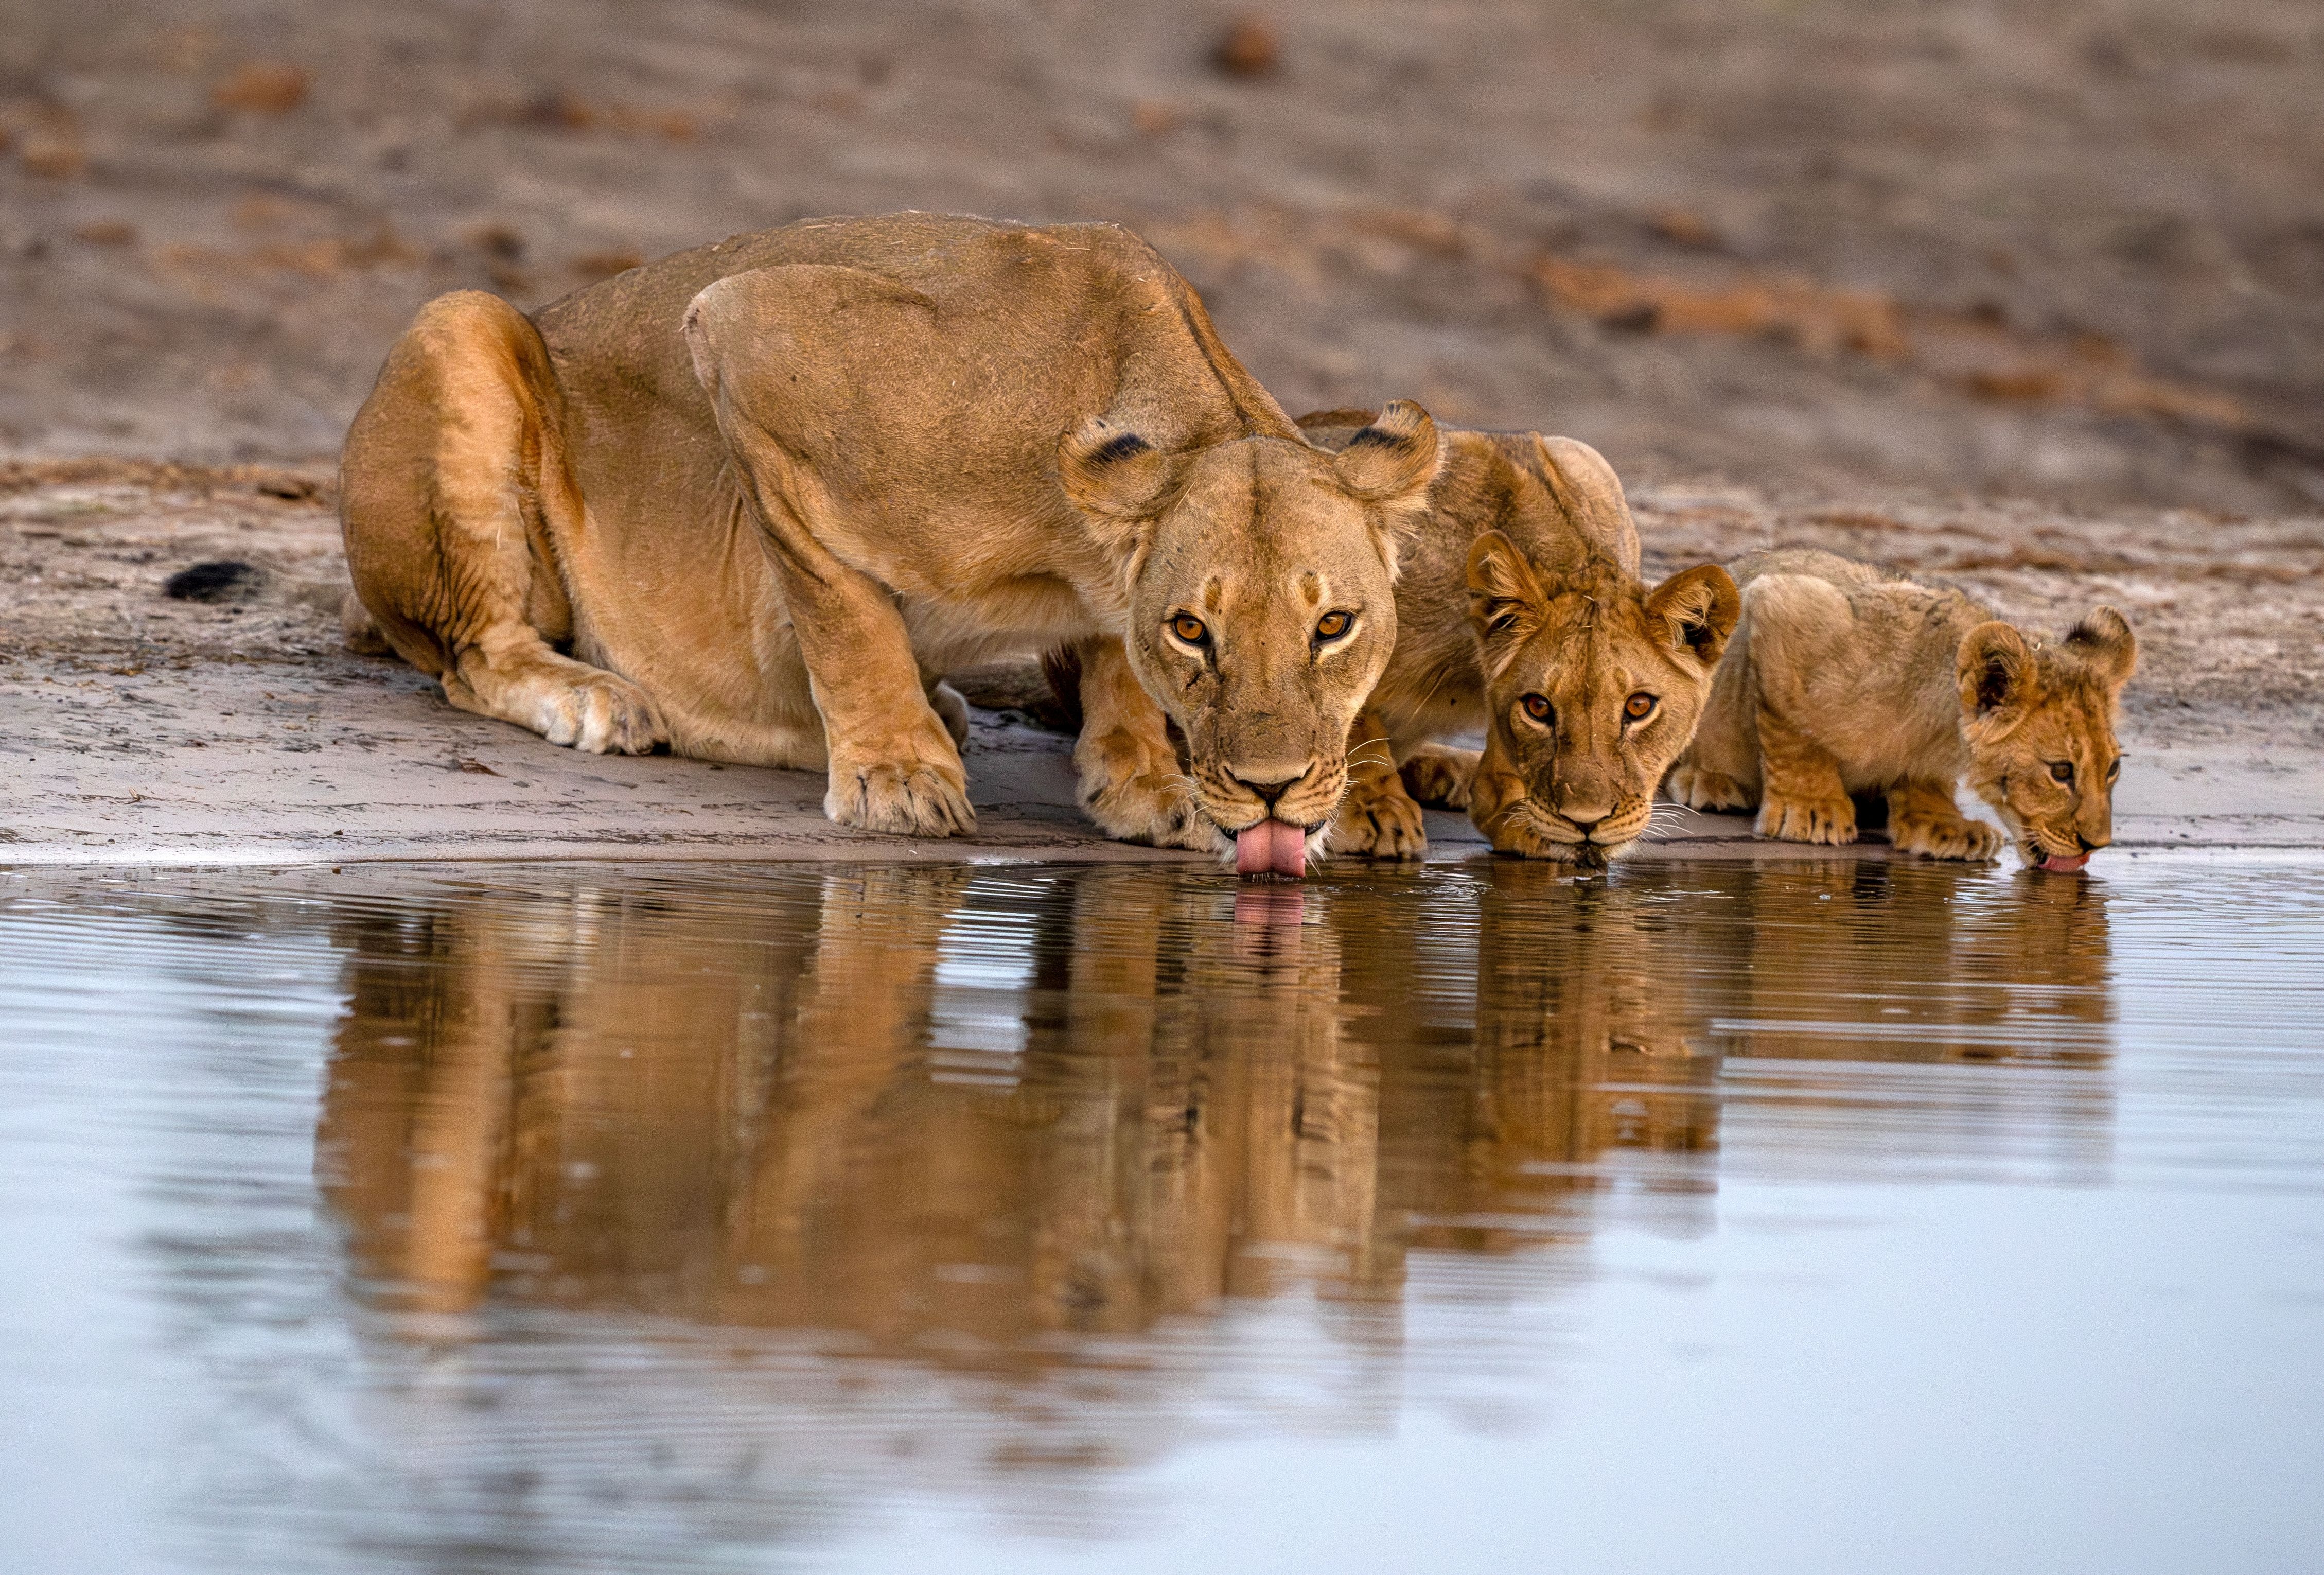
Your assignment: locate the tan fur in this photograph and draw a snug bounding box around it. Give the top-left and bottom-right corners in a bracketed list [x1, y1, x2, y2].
[1295, 412, 1739, 866]
[1665, 547, 2137, 868]
[339, 215, 1439, 848]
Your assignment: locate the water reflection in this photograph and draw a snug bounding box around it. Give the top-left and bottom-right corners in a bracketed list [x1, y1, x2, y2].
[318, 859, 2114, 1350]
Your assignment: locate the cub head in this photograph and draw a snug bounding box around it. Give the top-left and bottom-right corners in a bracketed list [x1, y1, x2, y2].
[1956, 608, 2136, 873]
[1059, 401, 1442, 874]
[1461, 436, 1740, 867]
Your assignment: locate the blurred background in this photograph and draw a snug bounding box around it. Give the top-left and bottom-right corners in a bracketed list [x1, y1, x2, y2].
[2, 0, 2319, 512]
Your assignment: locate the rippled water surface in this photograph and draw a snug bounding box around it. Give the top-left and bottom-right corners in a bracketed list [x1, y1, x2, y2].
[2, 856, 2320, 1575]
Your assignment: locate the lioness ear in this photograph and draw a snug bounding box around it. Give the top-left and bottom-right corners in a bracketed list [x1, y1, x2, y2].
[1466, 530, 1551, 654]
[1958, 621, 2037, 730]
[1532, 434, 1642, 577]
[1058, 420, 1183, 524]
[1645, 563, 1740, 670]
[2063, 606, 2138, 690]
[1334, 399, 1443, 508]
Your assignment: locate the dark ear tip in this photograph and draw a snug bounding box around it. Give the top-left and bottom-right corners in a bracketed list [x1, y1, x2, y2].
[1083, 431, 1152, 466]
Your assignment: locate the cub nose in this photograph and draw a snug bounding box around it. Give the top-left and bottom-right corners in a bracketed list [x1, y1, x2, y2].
[1559, 798, 1614, 831]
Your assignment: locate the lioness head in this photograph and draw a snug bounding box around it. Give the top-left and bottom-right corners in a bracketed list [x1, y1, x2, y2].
[1461, 437, 1740, 868]
[1059, 402, 1442, 875]
[1957, 608, 2136, 873]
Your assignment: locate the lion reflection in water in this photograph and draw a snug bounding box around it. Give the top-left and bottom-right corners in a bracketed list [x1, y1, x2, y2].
[318, 861, 2112, 1355]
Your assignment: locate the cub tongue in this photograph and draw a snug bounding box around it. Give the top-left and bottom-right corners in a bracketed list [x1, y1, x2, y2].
[2036, 851, 2091, 873]
[1235, 819, 1309, 879]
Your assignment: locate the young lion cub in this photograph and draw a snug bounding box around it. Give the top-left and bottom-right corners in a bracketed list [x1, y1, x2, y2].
[1297, 411, 1739, 866]
[1664, 548, 2137, 872]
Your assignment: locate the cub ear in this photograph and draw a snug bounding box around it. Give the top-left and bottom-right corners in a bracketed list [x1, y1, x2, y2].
[1957, 621, 2037, 729]
[1058, 420, 1183, 523]
[1466, 529, 1551, 648]
[1645, 563, 1740, 670]
[2063, 606, 2137, 689]
[1532, 434, 1642, 577]
[1333, 399, 1443, 508]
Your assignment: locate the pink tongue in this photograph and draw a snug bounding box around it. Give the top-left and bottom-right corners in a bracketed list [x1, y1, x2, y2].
[1235, 819, 1308, 879]
[2037, 851, 2091, 873]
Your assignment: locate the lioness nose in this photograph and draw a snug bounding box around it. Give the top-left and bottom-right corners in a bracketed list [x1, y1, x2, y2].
[1231, 770, 1307, 810]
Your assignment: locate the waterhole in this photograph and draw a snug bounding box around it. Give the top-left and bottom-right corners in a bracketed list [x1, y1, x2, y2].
[1, 857, 2318, 1574]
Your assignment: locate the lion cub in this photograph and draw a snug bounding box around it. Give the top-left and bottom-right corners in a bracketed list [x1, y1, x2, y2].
[1298, 411, 1739, 866]
[1664, 548, 2137, 872]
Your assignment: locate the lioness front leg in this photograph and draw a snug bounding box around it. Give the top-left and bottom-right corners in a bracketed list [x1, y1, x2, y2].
[1064, 636, 1214, 851]
[1886, 779, 2001, 862]
[1398, 742, 1479, 811]
[1753, 709, 1856, 846]
[724, 473, 971, 836]
[1333, 708, 1427, 859]
[341, 291, 667, 756]
[794, 571, 975, 836]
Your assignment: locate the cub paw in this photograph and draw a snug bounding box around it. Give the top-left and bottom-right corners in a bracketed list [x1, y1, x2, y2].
[540, 674, 667, 756]
[1399, 747, 1479, 811]
[1891, 815, 2002, 862]
[1333, 777, 1428, 860]
[827, 758, 976, 838]
[1665, 763, 1753, 813]
[1756, 792, 1857, 846]
[1076, 727, 1215, 851]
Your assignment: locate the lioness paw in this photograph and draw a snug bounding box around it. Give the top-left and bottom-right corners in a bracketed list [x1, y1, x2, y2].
[536, 673, 667, 756]
[1076, 728, 1213, 851]
[827, 759, 976, 838]
[1399, 747, 1478, 811]
[1665, 764, 1753, 813]
[1757, 792, 1856, 846]
[1892, 815, 2001, 863]
[1333, 779, 1428, 860]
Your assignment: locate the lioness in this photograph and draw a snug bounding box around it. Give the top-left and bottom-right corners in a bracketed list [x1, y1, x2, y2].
[1293, 411, 1740, 866]
[340, 215, 1441, 866]
[1664, 547, 2137, 872]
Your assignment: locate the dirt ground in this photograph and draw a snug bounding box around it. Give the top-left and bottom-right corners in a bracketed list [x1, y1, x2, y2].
[4, 0, 2323, 511]
[1, 0, 2320, 861]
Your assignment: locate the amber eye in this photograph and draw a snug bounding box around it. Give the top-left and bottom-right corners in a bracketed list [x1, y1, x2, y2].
[1624, 692, 1657, 722]
[2049, 760, 2074, 784]
[1169, 614, 1209, 646]
[1315, 610, 1352, 640]
[1520, 694, 1553, 725]
[2106, 757, 2122, 783]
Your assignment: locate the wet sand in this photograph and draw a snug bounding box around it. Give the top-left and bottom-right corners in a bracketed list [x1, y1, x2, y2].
[3, 459, 2318, 866]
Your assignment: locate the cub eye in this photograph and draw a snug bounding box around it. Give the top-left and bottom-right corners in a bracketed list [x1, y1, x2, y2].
[2106, 757, 2122, 783]
[1169, 614, 1209, 647]
[1315, 610, 1353, 640]
[1624, 692, 1657, 722]
[2048, 761, 2074, 784]
[1520, 694, 1554, 725]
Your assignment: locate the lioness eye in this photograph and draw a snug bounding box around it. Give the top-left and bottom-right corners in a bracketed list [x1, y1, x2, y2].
[1521, 694, 1553, 725]
[2106, 757, 2122, 783]
[1170, 614, 1209, 646]
[1315, 610, 1352, 640]
[1624, 692, 1657, 722]
[2049, 761, 2074, 784]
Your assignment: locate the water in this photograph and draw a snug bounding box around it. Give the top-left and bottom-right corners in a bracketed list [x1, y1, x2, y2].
[1, 856, 2319, 1575]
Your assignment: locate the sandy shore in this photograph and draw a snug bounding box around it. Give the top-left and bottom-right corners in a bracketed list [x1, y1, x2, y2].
[4, 460, 2317, 869]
